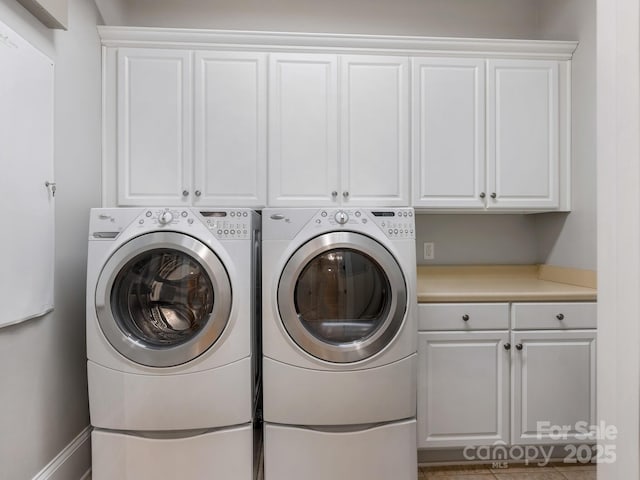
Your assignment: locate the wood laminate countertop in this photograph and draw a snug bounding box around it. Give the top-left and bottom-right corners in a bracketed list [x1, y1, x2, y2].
[417, 265, 597, 303]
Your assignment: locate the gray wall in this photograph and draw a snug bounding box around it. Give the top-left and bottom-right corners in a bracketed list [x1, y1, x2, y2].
[416, 215, 539, 265]
[535, 0, 597, 270]
[0, 0, 101, 477]
[104, 0, 542, 38]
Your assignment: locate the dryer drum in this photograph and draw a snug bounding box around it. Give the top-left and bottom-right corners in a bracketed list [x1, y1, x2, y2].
[294, 248, 391, 343]
[278, 231, 407, 363]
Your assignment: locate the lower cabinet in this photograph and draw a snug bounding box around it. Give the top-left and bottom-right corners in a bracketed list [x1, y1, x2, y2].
[417, 302, 597, 449]
[417, 331, 510, 448]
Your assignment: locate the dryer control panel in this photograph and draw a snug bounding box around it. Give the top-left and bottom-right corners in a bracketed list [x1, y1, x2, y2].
[306, 208, 415, 239]
[369, 208, 415, 240]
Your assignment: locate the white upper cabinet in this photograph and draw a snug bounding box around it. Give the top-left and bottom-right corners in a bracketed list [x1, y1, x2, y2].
[413, 57, 568, 212]
[268, 53, 409, 207]
[117, 48, 192, 206]
[194, 51, 267, 206]
[100, 28, 575, 210]
[268, 54, 339, 206]
[487, 59, 559, 210]
[340, 55, 409, 206]
[412, 58, 486, 209]
[108, 47, 267, 207]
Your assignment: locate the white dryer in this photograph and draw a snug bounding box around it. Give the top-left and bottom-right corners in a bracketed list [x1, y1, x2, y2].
[86, 207, 260, 480]
[262, 207, 417, 480]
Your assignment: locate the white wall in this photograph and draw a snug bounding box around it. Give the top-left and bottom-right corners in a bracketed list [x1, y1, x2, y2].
[0, 0, 101, 478]
[534, 0, 597, 270]
[596, 0, 640, 477]
[113, 0, 542, 38]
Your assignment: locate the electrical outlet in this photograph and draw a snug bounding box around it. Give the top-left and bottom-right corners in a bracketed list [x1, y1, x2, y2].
[424, 242, 435, 260]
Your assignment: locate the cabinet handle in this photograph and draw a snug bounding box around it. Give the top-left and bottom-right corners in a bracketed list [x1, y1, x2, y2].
[343, 191, 350, 198]
[182, 190, 189, 197]
[479, 192, 486, 199]
[556, 313, 565, 320]
[331, 191, 338, 198]
[462, 314, 470, 321]
[504, 343, 511, 351]
[516, 343, 523, 351]
[490, 192, 497, 199]
[195, 190, 202, 197]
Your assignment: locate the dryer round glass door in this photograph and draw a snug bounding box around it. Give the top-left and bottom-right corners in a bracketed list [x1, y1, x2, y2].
[278, 231, 407, 363]
[95, 231, 232, 367]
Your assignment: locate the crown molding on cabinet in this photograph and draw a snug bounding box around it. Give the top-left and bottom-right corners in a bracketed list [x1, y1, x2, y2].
[97, 26, 577, 60]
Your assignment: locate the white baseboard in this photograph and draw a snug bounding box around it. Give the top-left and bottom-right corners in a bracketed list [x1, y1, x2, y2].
[32, 426, 92, 480]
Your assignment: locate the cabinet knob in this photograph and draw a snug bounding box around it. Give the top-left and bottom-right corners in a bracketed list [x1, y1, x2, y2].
[490, 192, 497, 199]
[331, 191, 338, 198]
[556, 313, 565, 320]
[479, 192, 486, 199]
[195, 190, 202, 197]
[182, 190, 189, 197]
[462, 314, 470, 321]
[516, 343, 523, 351]
[343, 191, 350, 198]
[504, 343, 511, 351]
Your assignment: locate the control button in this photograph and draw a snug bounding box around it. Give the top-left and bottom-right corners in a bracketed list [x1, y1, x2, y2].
[230, 212, 235, 217]
[139, 219, 144, 225]
[355, 211, 361, 217]
[217, 229, 223, 235]
[158, 210, 173, 225]
[145, 211, 152, 217]
[394, 229, 399, 234]
[335, 210, 349, 225]
[230, 230, 235, 235]
[388, 229, 393, 234]
[188, 218, 194, 224]
[321, 211, 328, 217]
[243, 212, 248, 217]
[316, 219, 321, 224]
[224, 230, 229, 234]
[181, 211, 188, 217]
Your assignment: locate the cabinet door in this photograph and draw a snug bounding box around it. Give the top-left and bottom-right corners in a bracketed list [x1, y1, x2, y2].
[412, 58, 486, 209]
[417, 331, 510, 448]
[340, 55, 409, 206]
[487, 60, 559, 210]
[511, 330, 596, 445]
[117, 48, 192, 206]
[194, 52, 267, 207]
[268, 53, 339, 206]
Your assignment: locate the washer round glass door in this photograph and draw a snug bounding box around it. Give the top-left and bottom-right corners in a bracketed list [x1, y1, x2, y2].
[95, 231, 232, 367]
[278, 231, 407, 363]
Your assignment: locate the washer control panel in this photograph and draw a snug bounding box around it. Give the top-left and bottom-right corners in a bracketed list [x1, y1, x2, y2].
[131, 208, 251, 239]
[200, 209, 251, 239]
[309, 208, 415, 239]
[139, 208, 193, 228]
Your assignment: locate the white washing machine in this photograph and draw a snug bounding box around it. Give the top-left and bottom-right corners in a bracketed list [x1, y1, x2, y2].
[86, 207, 260, 480]
[262, 207, 417, 480]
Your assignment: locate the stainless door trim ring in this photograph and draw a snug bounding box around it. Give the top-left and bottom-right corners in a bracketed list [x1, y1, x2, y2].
[277, 231, 407, 363]
[95, 231, 232, 367]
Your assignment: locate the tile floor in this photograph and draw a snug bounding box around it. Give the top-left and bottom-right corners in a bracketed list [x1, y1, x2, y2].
[419, 463, 596, 479]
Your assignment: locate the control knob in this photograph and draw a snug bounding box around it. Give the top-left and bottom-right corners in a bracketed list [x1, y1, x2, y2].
[158, 210, 174, 225]
[335, 210, 349, 225]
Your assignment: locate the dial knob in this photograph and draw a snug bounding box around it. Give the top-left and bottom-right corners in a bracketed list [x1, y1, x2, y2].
[158, 210, 174, 225]
[335, 210, 349, 225]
